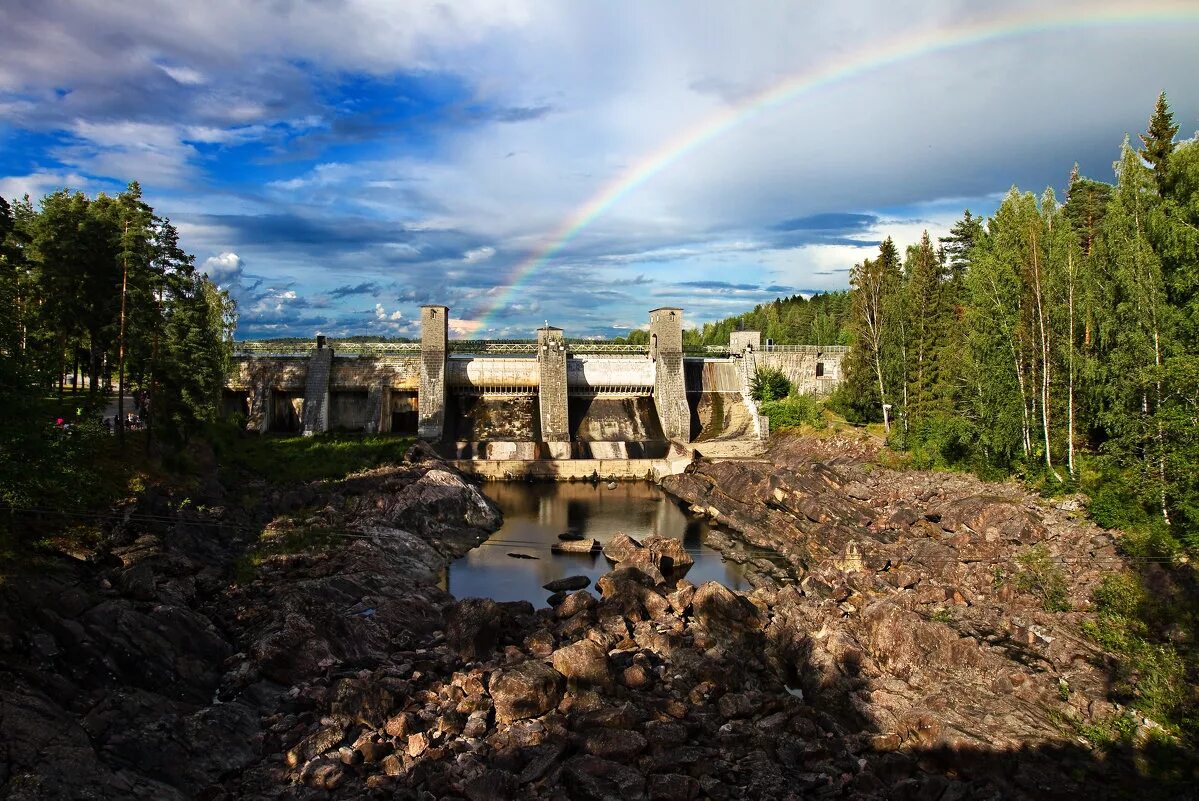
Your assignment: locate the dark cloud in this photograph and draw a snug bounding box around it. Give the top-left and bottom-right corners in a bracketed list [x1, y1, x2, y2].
[328, 281, 382, 298]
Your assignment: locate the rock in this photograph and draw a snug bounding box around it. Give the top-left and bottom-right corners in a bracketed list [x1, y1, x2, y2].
[602, 533, 643, 563]
[649, 773, 701, 801]
[463, 769, 519, 801]
[407, 731, 429, 757]
[300, 756, 345, 790]
[552, 538, 600, 554]
[544, 575, 591, 592]
[488, 661, 565, 723]
[287, 724, 345, 768]
[562, 755, 646, 800]
[559, 532, 585, 541]
[552, 639, 611, 687]
[580, 728, 648, 761]
[616, 550, 666, 585]
[621, 663, 651, 689]
[508, 552, 539, 559]
[446, 598, 505, 659]
[691, 581, 764, 644]
[557, 589, 598, 618]
[644, 535, 695, 578]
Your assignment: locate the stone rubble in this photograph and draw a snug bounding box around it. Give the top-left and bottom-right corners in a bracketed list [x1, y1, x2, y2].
[1, 435, 1189, 800]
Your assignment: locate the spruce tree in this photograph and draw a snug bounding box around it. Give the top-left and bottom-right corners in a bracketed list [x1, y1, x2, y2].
[1139, 91, 1179, 195]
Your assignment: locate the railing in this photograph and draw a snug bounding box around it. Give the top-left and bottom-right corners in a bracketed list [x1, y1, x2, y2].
[448, 341, 538, 354]
[761, 344, 849, 354]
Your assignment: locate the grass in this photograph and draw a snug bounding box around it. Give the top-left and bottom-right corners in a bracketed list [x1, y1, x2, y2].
[207, 422, 415, 483]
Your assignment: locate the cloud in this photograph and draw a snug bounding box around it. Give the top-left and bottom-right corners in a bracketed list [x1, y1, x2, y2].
[200, 251, 243, 285]
[463, 245, 496, 263]
[2, 1, 1197, 338]
[329, 281, 381, 298]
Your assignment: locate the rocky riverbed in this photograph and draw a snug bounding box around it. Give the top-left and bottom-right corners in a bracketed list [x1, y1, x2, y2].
[1, 436, 1192, 799]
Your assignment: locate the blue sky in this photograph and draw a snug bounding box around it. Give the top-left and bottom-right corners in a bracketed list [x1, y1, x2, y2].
[2, 1, 1197, 339]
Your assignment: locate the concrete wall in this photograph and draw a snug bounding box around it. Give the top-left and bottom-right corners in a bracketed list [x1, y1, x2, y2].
[567, 356, 654, 393]
[329, 390, 373, 431]
[756, 347, 847, 396]
[329, 356, 421, 390]
[447, 356, 539, 390]
[419, 305, 448, 439]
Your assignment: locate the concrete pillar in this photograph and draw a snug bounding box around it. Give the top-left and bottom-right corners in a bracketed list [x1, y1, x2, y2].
[649, 307, 689, 442]
[537, 326, 570, 450]
[300, 340, 332, 436]
[418, 305, 448, 440]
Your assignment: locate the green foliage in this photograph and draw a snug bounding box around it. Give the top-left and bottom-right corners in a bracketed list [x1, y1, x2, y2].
[0, 183, 236, 535]
[208, 423, 415, 484]
[1014, 544, 1071, 612]
[832, 93, 1199, 549]
[759, 395, 824, 430]
[1082, 572, 1195, 737]
[750, 367, 792, 402]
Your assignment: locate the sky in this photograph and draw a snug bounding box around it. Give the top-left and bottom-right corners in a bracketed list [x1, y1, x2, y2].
[1, 1, 1198, 340]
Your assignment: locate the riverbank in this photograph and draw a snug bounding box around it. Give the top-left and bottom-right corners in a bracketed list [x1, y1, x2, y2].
[3, 432, 1194, 799]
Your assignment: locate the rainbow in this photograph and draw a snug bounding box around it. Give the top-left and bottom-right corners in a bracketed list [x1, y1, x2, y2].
[470, 2, 1199, 333]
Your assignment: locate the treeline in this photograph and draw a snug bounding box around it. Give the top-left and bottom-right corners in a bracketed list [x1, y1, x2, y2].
[834, 93, 1199, 547]
[614, 291, 852, 348]
[0, 183, 235, 507]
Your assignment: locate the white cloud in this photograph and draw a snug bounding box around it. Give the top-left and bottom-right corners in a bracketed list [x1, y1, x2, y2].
[200, 251, 244, 284]
[159, 64, 205, 85]
[463, 245, 496, 263]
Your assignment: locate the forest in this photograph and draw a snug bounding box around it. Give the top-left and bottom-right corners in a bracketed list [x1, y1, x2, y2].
[823, 93, 1199, 551]
[0, 183, 234, 512]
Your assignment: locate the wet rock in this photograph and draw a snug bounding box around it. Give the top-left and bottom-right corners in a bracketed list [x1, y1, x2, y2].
[552, 538, 600, 554]
[559, 531, 585, 541]
[488, 660, 565, 723]
[544, 575, 591, 592]
[508, 552, 539, 559]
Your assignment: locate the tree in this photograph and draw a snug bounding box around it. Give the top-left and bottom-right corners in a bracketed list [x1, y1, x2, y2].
[849, 239, 903, 432]
[1139, 90, 1179, 195]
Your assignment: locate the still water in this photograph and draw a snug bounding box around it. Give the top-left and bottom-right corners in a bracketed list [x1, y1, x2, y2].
[445, 481, 747, 607]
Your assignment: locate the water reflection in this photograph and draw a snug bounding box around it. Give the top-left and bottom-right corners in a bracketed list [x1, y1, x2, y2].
[445, 481, 748, 607]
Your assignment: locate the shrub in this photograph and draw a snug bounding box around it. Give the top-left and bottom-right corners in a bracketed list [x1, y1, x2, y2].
[750, 367, 792, 403]
[1014, 544, 1071, 612]
[759, 395, 824, 430]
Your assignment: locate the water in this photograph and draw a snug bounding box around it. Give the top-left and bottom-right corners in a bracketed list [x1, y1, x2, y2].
[445, 481, 748, 607]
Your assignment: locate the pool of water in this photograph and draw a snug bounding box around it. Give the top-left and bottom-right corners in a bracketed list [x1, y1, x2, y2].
[444, 481, 748, 607]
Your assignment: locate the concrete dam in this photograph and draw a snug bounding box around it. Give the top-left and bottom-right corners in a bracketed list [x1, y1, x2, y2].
[226, 306, 846, 476]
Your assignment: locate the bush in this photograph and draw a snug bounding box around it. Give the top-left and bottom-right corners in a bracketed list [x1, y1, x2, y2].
[750, 367, 792, 403]
[759, 395, 824, 430]
[1014, 544, 1071, 612]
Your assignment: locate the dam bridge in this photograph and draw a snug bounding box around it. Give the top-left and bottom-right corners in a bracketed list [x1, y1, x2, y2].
[226, 306, 846, 470]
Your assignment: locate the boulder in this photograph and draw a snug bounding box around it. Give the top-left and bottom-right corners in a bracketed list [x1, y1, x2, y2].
[544, 575, 591, 592]
[445, 598, 505, 660]
[488, 661, 565, 723]
[551, 640, 611, 687]
[552, 538, 600, 554]
[602, 533, 643, 563]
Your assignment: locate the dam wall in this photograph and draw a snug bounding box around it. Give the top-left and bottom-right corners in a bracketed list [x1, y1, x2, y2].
[227, 306, 845, 447]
